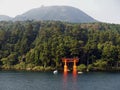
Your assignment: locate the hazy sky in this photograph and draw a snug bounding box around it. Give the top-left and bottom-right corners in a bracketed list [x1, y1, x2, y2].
[0, 0, 120, 24]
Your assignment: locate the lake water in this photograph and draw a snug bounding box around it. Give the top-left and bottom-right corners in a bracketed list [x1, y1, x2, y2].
[0, 71, 120, 90]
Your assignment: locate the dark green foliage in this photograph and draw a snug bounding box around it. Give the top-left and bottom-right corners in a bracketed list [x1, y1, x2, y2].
[0, 21, 120, 71]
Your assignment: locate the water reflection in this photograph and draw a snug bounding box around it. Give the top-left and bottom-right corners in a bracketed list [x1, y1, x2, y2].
[63, 71, 68, 90]
[72, 70, 78, 90]
[73, 70, 77, 79]
[63, 71, 68, 83]
[63, 71, 78, 90]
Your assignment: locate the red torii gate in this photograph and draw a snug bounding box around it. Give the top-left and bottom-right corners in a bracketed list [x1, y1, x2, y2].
[62, 58, 79, 72]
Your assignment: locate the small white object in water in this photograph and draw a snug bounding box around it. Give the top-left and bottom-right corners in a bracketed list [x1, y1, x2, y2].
[53, 70, 58, 74]
[78, 71, 83, 74]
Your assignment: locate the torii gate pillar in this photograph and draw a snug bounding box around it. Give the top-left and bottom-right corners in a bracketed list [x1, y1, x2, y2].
[64, 59, 68, 72]
[73, 59, 77, 72]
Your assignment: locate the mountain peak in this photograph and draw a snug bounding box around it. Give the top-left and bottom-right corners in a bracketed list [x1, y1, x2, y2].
[0, 6, 97, 23]
[14, 6, 97, 23]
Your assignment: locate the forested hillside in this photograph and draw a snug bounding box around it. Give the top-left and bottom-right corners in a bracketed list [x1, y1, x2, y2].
[0, 21, 120, 71]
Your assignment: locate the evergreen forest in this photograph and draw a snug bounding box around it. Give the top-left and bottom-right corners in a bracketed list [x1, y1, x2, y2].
[0, 21, 120, 71]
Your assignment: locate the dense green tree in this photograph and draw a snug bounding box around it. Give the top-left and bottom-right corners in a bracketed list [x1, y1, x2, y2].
[0, 21, 120, 71]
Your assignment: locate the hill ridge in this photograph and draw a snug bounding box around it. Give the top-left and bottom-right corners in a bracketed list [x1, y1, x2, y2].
[0, 6, 97, 23]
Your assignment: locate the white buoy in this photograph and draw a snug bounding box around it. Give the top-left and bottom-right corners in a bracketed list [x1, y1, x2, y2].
[53, 70, 58, 74]
[78, 71, 83, 74]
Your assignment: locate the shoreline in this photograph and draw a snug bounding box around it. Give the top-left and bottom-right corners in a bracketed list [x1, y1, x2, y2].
[1, 66, 120, 72]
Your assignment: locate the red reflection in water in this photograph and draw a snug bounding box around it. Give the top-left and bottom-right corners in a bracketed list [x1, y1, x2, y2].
[72, 70, 78, 90]
[63, 71, 68, 82]
[63, 71, 68, 90]
[73, 70, 77, 77]
[73, 70, 77, 81]
[63, 71, 78, 90]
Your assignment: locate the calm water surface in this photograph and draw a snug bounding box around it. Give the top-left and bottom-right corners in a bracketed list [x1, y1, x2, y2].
[0, 71, 120, 90]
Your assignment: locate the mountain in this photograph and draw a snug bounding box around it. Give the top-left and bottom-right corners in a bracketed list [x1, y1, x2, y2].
[0, 15, 12, 21]
[13, 6, 97, 23]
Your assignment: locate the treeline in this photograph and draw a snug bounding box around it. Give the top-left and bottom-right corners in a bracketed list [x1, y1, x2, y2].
[0, 21, 120, 71]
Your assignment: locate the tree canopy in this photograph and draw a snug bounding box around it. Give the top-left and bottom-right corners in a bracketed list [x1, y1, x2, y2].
[0, 21, 120, 71]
